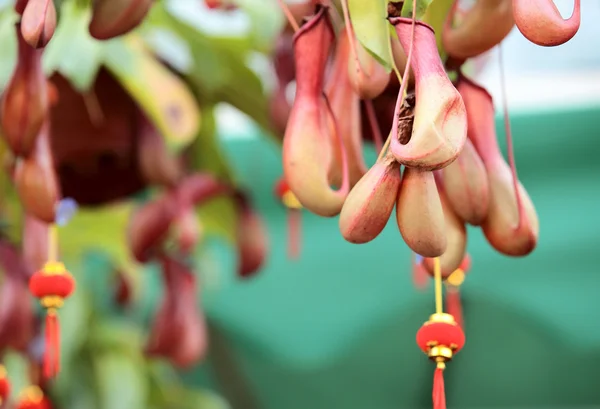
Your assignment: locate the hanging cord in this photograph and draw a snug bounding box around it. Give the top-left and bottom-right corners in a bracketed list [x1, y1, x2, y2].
[432, 257, 448, 409]
[433, 257, 443, 315]
[47, 225, 58, 262]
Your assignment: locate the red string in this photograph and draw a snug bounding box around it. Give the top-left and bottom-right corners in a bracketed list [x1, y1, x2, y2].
[287, 209, 302, 260]
[433, 366, 446, 409]
[412, 254, 428, 289]
[445, 288, 463, 329]
[43, 311, 59, 379]
[53, 313, 61, 376]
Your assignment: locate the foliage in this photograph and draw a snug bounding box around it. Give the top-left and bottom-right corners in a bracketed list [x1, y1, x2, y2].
[0, 0, 272, 407]
[0, 0, 456, 407]
[348, 0, 455, 72]
[348, 0, 394, 71]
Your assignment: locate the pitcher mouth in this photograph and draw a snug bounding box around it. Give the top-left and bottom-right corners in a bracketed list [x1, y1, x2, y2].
[388, 16, 435, 34]
[455, 72, 493, 100]
[293, 4, 331, 44]
[48, 70, 147, 206]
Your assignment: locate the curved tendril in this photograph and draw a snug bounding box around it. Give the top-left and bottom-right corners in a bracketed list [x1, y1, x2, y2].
[340, 0, 364, 79]
[365, 99, 384, 153]
[276, 0, 300, 32]
[385, 0, 417, 160]
[322, 91, 350, 194]
[443, 0, 460, 36]
[498, 45, 524, 227]
[325, 0, 343, 30]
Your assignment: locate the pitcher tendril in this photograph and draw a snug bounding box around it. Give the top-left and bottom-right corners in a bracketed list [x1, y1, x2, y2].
[498, 44, 523, 227]
[276, 0, 300, 32]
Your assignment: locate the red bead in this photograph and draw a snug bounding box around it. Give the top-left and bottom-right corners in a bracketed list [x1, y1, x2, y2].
[459, 254, 472, 272]
[16, 397, 51, 409]
[29, 270, 75, 300]
[274, 178, 290, 199]
[0, 373, 10, 401]
[416, 321, 465, 354]
[204, 0, 237, 10]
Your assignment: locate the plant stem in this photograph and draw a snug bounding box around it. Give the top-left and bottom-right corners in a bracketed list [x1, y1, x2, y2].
[365, 99, 383, 153]
[388, 0, 417, 158]
[376, 132, 392, 162]
[498, 45, 523, 226]
[276, 0, 300, 33]
[340, 0, 364, 79]
[82, 90, 104, 127]
[387, 2, 405, 84]
[326, 0, 343, 30]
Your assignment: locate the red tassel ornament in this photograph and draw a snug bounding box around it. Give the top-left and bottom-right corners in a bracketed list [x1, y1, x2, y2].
[444, 288, 463, 330]
[28, 258, 75, 379]
[412, 253, 429, 290]
[416, 258, 466, 409]
[274, 177, 303, 259]
[444, 254, 471, 329]
[0, 365, 11, 405]
[15, 386, 51, 409]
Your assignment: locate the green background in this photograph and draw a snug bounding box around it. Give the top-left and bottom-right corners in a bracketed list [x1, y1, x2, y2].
[182, 105, 600, 409]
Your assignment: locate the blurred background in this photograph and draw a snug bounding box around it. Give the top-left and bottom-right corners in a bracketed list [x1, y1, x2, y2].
[0, 0, 599, 408]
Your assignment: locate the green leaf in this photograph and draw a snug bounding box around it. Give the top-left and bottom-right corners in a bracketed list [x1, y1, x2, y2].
[401, 0, 434, 19]
[103, 35, 201, 153]
[88, 320, 145, 353]
[214, 71, 272, 138]
[187, 104, 239, 244]
[422, 0, 454, 59]
[141, 27, 194, 74]
[348, 0, 394, 72]
[95, 351, 148, 409]
[167, 387, 232, 409]
[0, 137, 23, 243]
[42, 0, 103, 91]
[59, 203, 143, 300]
[0, 0, 12, 13]
[230, 0, 284, 53]
[149, 3, 274, 136]
[54, 356, 99, 409]
[60, 275, 94, 366]
[197, 197, 238, 245]
[189, 104, 234, 181]
[0, 7, 18, 89]
[146, 361, 179, 406]
[3, 351, 29, 397]
[144, 4, 233, 94]
[0, 1, 103, 92]
[184, 389, 232, 409]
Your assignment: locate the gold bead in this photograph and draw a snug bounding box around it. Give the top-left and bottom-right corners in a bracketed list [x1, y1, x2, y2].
[42, 261, 67, 275]
[282, 191, 302, 210]
[20, 385, 43, 403]
[428, 345, 454, 362]
[446, 268, 465, 287]
[41, 296, 64, 309]
[428, 313, 456, 325]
